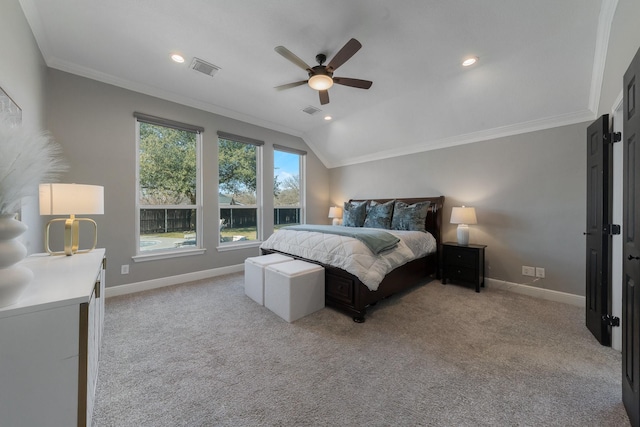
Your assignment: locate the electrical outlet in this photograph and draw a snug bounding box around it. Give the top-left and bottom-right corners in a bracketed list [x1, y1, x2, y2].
[535, 267, 545, 278]
[121, 264, 129, 275]
[522, 266, 535, 277]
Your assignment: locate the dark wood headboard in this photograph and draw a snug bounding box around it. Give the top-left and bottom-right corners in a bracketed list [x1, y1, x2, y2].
[348, 196, 445, 246]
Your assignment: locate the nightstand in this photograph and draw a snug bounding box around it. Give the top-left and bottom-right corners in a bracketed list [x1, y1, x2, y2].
[441, 242, 486, 292]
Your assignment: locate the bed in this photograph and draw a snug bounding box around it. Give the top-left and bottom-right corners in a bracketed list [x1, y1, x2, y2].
[261, 196, 444, 322]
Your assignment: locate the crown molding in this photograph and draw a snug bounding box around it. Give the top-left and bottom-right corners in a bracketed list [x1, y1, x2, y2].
[324, 109, 597, 169]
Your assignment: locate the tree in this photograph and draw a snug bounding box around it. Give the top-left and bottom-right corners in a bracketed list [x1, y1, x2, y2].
[218, 139, 256, 198]
[275, 174, 300, 206]
[139, 123, 197, 205]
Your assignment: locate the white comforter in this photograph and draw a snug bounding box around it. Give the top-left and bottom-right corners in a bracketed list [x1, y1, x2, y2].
[259, 228, 437, 291]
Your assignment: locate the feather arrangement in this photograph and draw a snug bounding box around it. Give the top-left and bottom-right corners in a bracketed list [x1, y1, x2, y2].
[0, 112, 68, 214]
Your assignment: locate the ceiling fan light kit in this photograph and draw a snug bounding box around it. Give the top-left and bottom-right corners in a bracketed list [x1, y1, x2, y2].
[274, 38, 372, 105]
[308, 74, 333, 91]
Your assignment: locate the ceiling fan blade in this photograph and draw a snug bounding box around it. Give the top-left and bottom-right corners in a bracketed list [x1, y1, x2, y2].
[326, 38, 362, 72]
[274, 46, 312, 71]
[319, 90, 329, 105]
[274, 80, 308, 91]
[333, 77, 373, 89]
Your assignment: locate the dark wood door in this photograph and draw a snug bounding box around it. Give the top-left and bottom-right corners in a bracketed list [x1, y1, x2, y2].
[623, 46, 640, 427]
[586, 114, 612, 346]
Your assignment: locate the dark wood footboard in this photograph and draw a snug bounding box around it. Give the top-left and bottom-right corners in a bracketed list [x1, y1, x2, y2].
[323, 252, 438, 322]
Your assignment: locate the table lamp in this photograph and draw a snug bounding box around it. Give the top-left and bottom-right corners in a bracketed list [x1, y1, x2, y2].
[39, 183, 104, 256]
[450, 206, 477, 246]
[328, 206, 343, 226]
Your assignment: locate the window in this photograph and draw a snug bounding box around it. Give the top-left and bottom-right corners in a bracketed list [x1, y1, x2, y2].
[135, 113, 203, 255]
[274, 145, 305, 229]
[218, 131, 263, 244]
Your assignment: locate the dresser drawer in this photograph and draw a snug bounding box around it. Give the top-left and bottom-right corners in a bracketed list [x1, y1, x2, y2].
[446, 266, 477, 283]
[325, 273, 354, 305]
[444, 248, 477, 268]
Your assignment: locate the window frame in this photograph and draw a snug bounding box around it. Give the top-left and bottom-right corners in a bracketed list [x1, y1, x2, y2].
[273, 145, 306, 228]
[133, 113, 205, 262]
[217, 131, 263, 249]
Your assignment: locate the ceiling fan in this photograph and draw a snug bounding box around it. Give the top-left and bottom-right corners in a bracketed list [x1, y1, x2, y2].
[274, 38, 373, 105]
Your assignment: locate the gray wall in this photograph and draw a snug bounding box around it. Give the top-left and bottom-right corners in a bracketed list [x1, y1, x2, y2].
[45, 69, 329, 287]
[0, 0, 48, 253]
[329, 123, 587, 295]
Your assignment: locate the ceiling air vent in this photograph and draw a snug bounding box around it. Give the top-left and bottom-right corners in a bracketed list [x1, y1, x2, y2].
[190, 58, 220, 77]
[302, 106, 321, 115]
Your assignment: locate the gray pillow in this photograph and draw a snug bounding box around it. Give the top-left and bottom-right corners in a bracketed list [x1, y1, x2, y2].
[364, 200, 395, 229]
[391, 201, 431, 232]
[342, 201, 367, 227]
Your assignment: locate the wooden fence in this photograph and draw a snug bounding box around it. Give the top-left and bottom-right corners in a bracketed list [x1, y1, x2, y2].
[141, 207, 300, 234]
[140, 209, 195, 234]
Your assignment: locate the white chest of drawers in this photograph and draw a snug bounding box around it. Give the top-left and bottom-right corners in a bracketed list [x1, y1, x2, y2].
[0, 249, 106, 427]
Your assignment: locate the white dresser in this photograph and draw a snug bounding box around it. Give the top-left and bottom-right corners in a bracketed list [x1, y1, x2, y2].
[0, 249, 106, 427]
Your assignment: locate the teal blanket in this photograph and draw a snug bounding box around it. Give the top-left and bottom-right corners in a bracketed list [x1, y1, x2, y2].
[282, 225, 400, 254]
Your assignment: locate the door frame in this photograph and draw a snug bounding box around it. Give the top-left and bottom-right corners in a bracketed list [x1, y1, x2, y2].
[612, 91, 623, 352]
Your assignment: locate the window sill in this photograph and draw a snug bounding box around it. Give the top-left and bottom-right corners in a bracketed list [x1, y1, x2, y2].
[132, 248, 207, 263]
[217, 240, 262, 252]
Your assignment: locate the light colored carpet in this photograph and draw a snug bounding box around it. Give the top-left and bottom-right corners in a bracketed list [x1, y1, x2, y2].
[92, 273, 630, 426]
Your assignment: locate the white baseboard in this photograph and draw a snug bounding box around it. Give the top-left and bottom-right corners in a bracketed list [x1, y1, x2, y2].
[105, 264, 244, 298]
[485, 278, 585, 308]
[106, 267, 585, 308]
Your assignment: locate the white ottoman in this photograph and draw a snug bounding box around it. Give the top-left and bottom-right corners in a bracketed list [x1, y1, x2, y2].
[244, 254, 293, 305]
[264, 260, 325, 322]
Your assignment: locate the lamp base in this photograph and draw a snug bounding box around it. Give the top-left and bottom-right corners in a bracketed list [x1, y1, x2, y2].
[45, 215, 98, 256]
[456, 224, 470, 246]
[332, 218, 342, 226]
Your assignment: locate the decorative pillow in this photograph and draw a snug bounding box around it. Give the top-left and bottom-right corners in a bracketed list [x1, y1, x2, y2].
[342, 201, 367, 227]
[364, 200, 395, 229]
[391, 201, 431, 232]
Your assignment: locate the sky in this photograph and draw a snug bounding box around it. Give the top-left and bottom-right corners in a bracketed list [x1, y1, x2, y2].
[274, 150, 299, 182]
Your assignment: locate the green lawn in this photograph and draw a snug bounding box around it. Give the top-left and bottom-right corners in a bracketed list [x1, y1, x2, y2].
[220, 227, 257, 240]
[141, 232, 189, 239]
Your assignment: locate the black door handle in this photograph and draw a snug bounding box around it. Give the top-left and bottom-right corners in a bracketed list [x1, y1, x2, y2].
[628, 255, 640, 261]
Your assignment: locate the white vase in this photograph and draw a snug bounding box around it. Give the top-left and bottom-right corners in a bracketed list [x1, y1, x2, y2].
[0, 213, 32, 308]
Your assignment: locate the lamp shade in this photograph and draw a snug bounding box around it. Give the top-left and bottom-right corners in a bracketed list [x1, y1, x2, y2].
[328, 206, 343, 219]
[39, 183, 104, 215]
[450, 206, 477, 225]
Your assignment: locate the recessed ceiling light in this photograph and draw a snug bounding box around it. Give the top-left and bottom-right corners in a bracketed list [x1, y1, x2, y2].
[462, 56, 478, 67]
[171, 54, 185, 63]
[324, 115, 332, 121]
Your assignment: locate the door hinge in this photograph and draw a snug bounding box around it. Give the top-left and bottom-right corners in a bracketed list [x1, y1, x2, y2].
[603, 224, 621, 235]
[602, 314, 620, 327]
[608, 131, 622, 143]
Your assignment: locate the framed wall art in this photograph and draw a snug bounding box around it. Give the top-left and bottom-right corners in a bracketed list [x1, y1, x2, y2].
[0, 86, 21, 125]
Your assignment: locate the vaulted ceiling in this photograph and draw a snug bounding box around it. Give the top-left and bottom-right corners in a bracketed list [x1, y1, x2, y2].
[20, 0, 612, 168]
